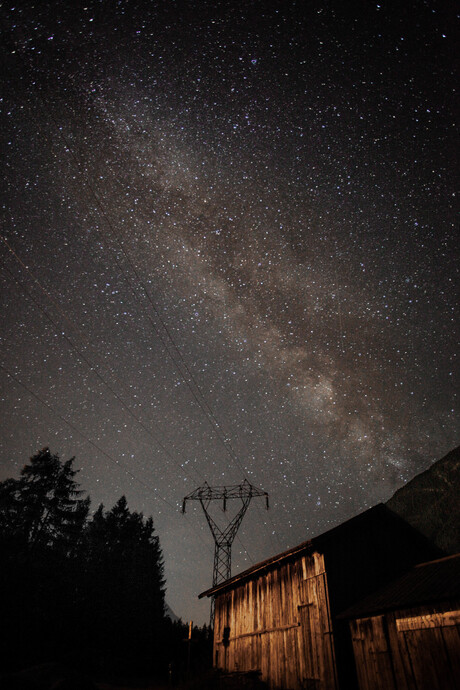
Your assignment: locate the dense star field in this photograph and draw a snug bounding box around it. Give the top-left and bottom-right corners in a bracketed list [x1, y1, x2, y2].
[1, 0, 458, 623]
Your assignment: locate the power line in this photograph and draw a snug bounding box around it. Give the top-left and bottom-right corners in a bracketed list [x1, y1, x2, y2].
[2, 43, 281, 558]
[10, 58, 252, 482]
[0, 360, 215, 560]
[2, 238, 260, 565]
[0, 361, 175, 509]
[2, 246, 259, 564]
[1, 251, 207, 487]
[32, 92, 265, 558]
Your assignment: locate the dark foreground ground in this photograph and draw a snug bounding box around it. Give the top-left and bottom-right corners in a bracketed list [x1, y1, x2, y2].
[0, 664, 268, 690]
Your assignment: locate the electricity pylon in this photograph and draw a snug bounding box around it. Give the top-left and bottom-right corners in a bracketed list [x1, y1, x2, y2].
[182, 478, 269, 625]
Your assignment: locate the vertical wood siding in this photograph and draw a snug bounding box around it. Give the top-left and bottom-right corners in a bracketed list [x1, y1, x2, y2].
[350, 616, 398, 690]
[350, 604, 460, 690]
[214, 551, 338, 689]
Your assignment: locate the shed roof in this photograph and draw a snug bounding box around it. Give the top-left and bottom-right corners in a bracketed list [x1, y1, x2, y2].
[199, 503, 430, 599]
[338, 552, 460, 619]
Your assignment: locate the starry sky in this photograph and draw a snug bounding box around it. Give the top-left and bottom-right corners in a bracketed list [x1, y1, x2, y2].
[1, 0, 458, 624]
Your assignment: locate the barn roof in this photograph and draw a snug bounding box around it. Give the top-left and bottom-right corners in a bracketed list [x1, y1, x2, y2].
[338, 552, 460, 619]
[199, 503, 435, 599]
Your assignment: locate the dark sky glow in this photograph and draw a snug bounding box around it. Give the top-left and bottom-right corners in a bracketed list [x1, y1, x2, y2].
[1, 0, 458, 623]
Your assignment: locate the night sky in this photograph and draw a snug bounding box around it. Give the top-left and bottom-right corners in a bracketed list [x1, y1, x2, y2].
[1, 0, 458, 624]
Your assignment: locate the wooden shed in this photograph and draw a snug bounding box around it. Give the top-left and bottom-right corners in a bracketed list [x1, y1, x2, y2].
[199, 504, 442, 690]
[339, 553, 460, 690]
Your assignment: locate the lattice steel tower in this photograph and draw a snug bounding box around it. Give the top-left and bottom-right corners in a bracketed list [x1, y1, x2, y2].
[182, 479, 269, 625]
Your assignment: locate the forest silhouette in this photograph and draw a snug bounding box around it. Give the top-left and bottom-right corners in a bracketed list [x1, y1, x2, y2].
[0, 448, 211, 684]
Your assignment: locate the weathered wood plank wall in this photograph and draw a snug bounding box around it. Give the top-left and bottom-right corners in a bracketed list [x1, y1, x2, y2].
[350, 603, 460, 690]
[214, 550, 338, 689]
[208, 505, 446, 689]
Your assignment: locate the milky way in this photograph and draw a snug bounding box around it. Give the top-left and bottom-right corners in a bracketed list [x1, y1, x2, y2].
[1, 0, 458, 622]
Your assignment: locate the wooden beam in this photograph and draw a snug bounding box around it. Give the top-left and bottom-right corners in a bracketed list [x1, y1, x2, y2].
[216, 621, 301, 643]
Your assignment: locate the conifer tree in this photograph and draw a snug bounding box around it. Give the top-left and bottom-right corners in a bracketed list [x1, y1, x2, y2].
[83, 496, 166, 671]
[0, 447, 90, 552]
[0, 451, 172, 676]
[0, 448, 90, 669]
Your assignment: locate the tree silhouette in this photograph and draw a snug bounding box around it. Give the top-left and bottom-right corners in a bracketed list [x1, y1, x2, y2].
[83, 496, 166, 673]
[0, 447, 89, 552]
[0, 450, 211, 681]
[0, 449, 90, 671]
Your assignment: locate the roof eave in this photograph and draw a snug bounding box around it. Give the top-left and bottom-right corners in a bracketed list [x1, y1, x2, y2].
[199, 538, 314, 598]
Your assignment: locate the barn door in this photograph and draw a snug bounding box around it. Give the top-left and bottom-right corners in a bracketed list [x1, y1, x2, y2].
[395, 612, 460, 690]
[299, 572, 338, 690]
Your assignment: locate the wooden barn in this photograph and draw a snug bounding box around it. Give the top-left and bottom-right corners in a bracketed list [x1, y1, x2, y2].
[199, 504, 442, 690]
[340, 553, 460, 690]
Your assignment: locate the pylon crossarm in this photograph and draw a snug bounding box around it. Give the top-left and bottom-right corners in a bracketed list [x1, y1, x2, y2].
[182, 479, 269, 508]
